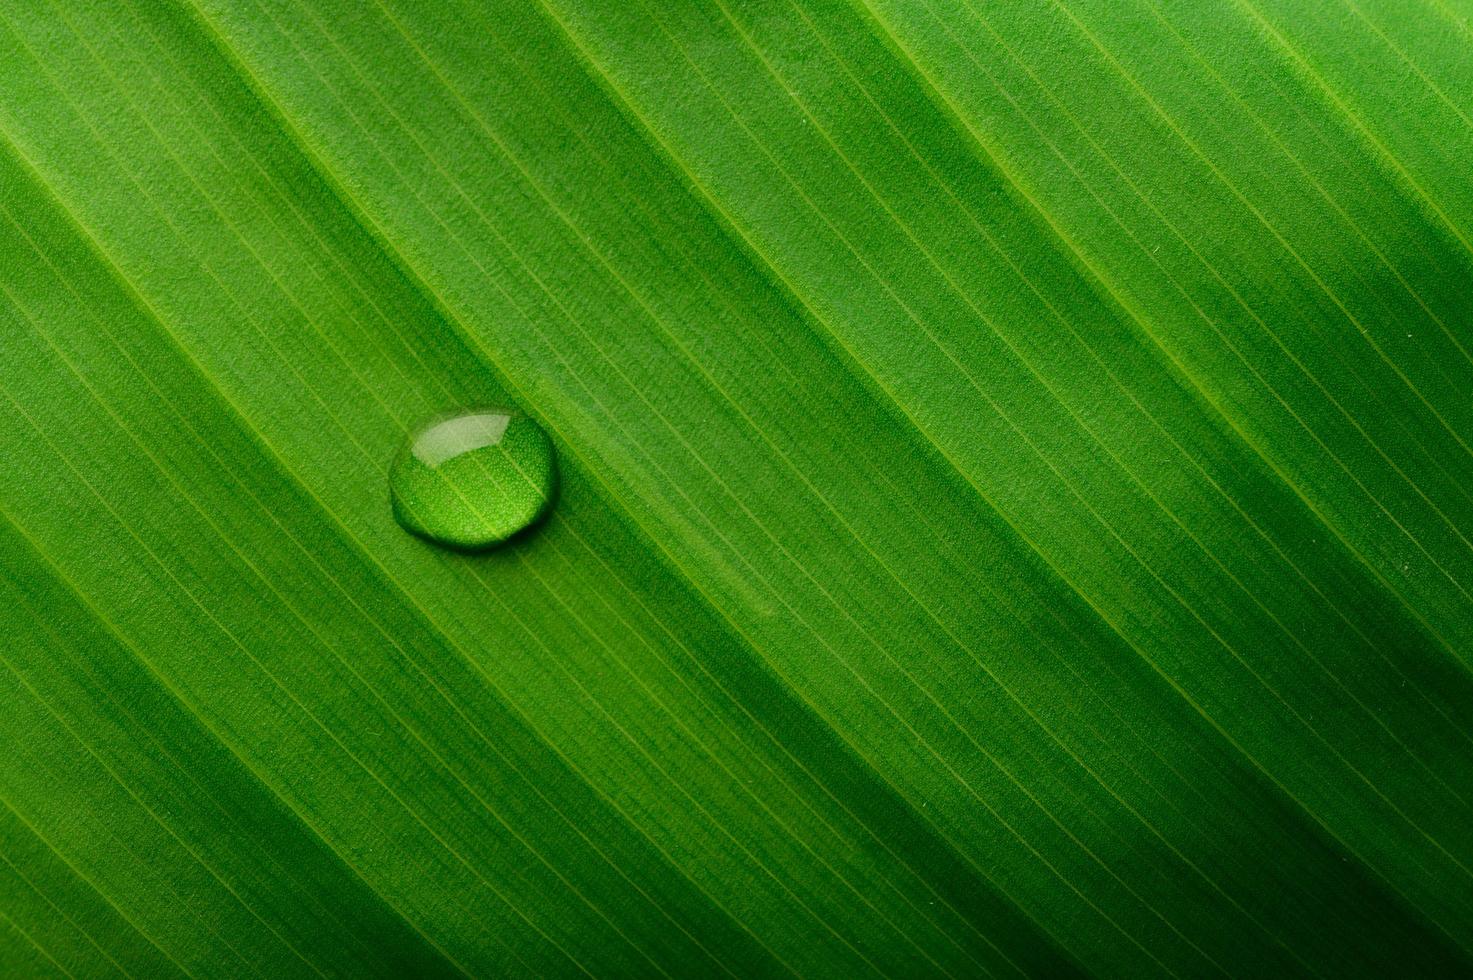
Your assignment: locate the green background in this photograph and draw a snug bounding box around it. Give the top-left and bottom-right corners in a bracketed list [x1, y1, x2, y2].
[1, 0, 1471, 975]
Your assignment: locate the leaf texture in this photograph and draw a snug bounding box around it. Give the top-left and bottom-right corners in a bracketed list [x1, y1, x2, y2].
[1, 0, 1470, 975]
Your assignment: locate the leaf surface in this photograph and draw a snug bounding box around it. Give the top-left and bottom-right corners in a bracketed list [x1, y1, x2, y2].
[1, 0, 1470, 975]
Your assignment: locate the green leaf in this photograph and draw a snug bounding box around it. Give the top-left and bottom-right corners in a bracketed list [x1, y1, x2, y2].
[1, 0, 1470, 974]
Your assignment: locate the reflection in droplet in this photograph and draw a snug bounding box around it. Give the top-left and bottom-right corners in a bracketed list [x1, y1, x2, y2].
[390, 408, 557, 551]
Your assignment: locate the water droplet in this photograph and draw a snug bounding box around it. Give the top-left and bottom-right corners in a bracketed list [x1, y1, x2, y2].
[390, 408, 557, 551]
